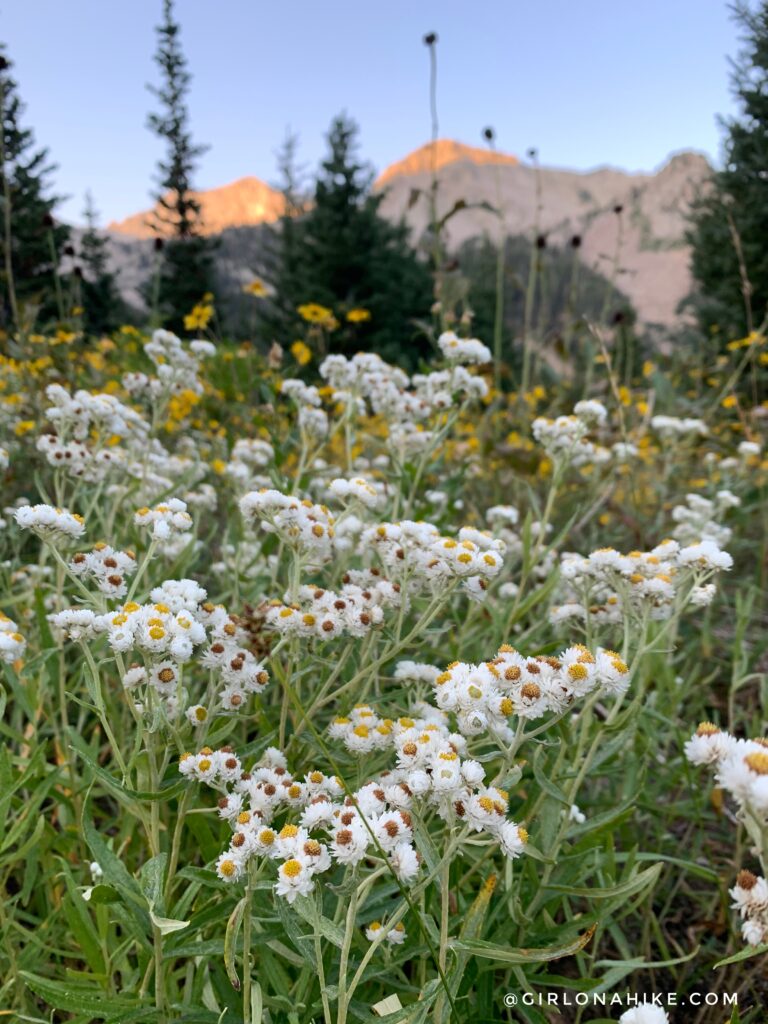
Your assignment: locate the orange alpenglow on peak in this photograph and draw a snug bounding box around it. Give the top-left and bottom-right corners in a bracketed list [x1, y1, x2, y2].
[107, 176, 285, 238]
[376, 139, 518, 187]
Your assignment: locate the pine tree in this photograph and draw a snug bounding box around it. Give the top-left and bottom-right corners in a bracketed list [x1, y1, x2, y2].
[146, 0, 213, 333]
[687, 1, 768, 340]
[0, 45, 69, 332]
[263, 132, 309, 340]
[78, 192, 127, 335]
[270, 115, 433, 365]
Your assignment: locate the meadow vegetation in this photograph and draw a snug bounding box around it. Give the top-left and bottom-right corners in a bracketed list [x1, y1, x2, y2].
[2, 5, 768, 1024]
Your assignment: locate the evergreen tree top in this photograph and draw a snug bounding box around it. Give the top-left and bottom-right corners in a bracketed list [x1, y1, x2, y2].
[146, 0, 207, 240]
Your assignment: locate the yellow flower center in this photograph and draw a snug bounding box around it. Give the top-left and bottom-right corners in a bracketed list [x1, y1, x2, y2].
[282, 859, 302, 878]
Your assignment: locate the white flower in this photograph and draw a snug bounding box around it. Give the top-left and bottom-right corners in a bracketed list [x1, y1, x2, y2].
[15, 504, 86, 543]
[498, 821, 527, 859]
[274, 858, 316, 902]
[0, 615, 26, 663]
[619, 1007, 669, 1024]
[684, 723, 738, 766]
[389, 843, 420, 882]
[215, 852, 245, 883]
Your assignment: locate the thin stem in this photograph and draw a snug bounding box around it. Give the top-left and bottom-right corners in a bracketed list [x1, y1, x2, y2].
[336, 872, 359, 1024]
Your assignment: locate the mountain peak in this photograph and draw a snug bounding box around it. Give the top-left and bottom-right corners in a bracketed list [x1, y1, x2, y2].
[108, 175, 284, 238]
[376, 139, 518, 187]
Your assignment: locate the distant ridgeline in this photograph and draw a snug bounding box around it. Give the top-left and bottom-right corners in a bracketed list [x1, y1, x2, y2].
[101, 140, 711, 332]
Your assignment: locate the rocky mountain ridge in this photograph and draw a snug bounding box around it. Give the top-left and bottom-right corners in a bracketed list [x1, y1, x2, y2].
[104, 140, 712, 325]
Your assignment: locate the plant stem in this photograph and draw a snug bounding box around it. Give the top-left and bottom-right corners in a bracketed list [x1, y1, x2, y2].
[336, 873, 359, 1024]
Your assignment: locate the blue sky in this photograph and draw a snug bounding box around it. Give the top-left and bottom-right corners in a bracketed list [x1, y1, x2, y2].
[1, 0, 743, 225]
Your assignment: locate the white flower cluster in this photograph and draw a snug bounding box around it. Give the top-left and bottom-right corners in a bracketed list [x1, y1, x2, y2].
[49, 581, 269, 717]
[432, 643, 630, 737]
[0, 612, 26, 664]
[650, 415, 708, 439]
[730, 870, 768, 947]
[532, 402, 611, 468]
[265, 574, 402, 641]
[134, 499, 193, 554]
[69, 544, 138, 600]
[317, 349, 488, 457]
[136, 329, 215, 397]
[279, 378, 329, 439]
[37, 434, 125, 482]
[686, 723, 768, 948]
[671, 490, 740, 547]
[327, 476, 382, 509]
[179, 728, 526, 905]
[239, 488, 336, 562]
[44, 384, 148, 443]
[738, 440, 762, 459]
[437, 331, 492, 365]
[224, 438, 275, 490]
[14, 504, 86, 544]
[551, 539, 733, 627]
[361, 520, 504, 601]
[685, 722, 768, 819]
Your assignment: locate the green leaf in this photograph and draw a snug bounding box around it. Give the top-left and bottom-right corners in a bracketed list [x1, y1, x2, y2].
[713, 942, 768, 968]
[140, 852, 167, 910]
[87, 884, 120, 904]
[150, 910, 190, 935]
[542, 863, 662, 901]
[275, 897, 317, 968]
[81, 786, 151, 934]
[59, 863, 107, 975]
[224, 895, 246, 990]
[452, 923, 596, 964]
[290, 891, 344, 948]
[21, 971, 142, 1019]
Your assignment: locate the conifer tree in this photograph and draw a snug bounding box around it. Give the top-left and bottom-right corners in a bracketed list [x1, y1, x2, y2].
[687, 1, 768, 340]
[78, 192, 126, 335]
[146, 0, 213, 332]
[0, 46, 68, 331]
[270, 115, 433, 365]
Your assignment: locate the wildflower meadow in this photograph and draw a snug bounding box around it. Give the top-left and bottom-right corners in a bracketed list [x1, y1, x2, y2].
[4, 3, 768, 1023]
[0, 307, 766, 1024]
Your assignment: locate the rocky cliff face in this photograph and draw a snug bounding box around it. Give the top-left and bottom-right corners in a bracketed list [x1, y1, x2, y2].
[375, 147, 711, 325]
[103, 141, 712, 325]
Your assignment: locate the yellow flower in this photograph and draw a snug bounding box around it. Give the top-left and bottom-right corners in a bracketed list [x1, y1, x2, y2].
[642, 360, 655, 377]
[346, 307, 371, 323]
[184, 302, 214, 331]
[243, 278, 271, 298]
[14, 420, 35, 436]
[298, 302, 333, 324]
[290, 340, 312, 366]
[721, 395, 738, 410]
